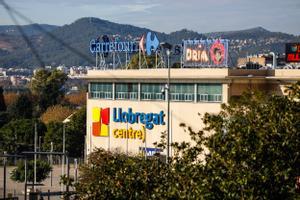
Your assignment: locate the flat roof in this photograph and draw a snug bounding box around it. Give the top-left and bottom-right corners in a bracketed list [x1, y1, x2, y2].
[84, 68, 300, 82]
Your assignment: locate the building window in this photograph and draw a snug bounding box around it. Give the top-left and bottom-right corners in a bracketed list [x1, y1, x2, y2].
[197, 84, 222, 102]
[141, 83, 165, 100]
[170, 84, 194, 101]
[90, 83, 112, 99]
[115, 83, 138, 100]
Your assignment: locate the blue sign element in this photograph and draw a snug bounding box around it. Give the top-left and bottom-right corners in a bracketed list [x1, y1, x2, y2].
[146, 32, 160, 56]
[90, 39, 139, 54]
[139, 147, 162, 156]
[113, 107, 165, 130]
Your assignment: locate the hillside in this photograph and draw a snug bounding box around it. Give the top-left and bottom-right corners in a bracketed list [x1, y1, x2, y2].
[0, 18, 299, 67]
[0, 24, 58, 36]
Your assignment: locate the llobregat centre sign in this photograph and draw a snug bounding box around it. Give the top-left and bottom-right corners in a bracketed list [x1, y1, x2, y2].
[113, 108, 165, 130]
[92, 107, 166, 143]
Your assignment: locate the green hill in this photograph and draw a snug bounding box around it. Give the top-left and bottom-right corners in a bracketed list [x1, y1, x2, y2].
[0, 17, 299, 68]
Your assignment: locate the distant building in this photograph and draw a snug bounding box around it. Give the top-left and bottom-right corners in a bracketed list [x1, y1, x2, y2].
[237, 54, 287, 69]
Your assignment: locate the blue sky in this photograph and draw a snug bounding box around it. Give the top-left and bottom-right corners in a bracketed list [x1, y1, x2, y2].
[0, 0, 299, 35]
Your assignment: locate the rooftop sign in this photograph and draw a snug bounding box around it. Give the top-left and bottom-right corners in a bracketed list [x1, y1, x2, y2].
[90, 39, 139, 54]
[286, 43, 300, 63]
[183, 39, 229, 67]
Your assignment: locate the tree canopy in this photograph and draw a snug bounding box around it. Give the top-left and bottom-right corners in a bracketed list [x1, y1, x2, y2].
[10, 159, 52, 183]
[7, 94, 33, 119]
[129, 53, 160, 69]
[40, 104, 74, 124]
[30, 69, 67, 112]
[43, 107, 86, 158]
[0, 119, 46, 154]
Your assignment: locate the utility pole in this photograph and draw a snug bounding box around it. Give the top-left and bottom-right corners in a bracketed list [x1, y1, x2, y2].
[3, 151, 7, 200]
[34, 123, 37, 191]
[160, 42, 172, 163]
[166, 49, 171, 163]
[61, 123, 66, 193]
[24, 159, 27, 200]
[50, 142, 53, 186]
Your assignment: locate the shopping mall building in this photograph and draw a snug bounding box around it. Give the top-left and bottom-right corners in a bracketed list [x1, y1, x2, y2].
[85, 68, 300, 156]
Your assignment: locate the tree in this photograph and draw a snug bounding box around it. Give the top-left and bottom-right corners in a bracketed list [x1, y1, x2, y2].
[30, 69, 68, 112]
[43, 121, 64, 152]
[0, 86, 6, 111]
[64, 91, 86, 107]
[0, 119, 46, 154]
[10, 159, 52, 183]
[40, 105, 74, 124]
[7, 94, 33, 119]
[75, 148, 173, 200]
[65, 106, 86, 158]
[4, 92, 19, 108]
[128, 53, 160, 69]
[201, 88, 300, 199]
[0, 111, 8, 128]
[43, 107, 86, 158]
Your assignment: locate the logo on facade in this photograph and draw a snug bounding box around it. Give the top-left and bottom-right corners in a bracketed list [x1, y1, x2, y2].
[146, 32, 160, 56]
[92, 107, 110, 137]
[210, 40, 226, 65]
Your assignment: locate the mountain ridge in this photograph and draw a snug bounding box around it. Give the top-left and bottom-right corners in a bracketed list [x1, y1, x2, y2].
[0, 17, 299, 67]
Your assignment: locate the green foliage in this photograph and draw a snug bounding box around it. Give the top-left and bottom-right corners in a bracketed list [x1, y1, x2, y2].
[43, 121, 64, 152]
[43, 107, 86, 158]
[0, 111, 9, 128]
[30, 69, 67, 113]
[0, 86, 6, 111]
[7, 94, 33, 119]
[66, 106, 86, 158]
[202, 89, 300, 199]
[128, 53, 159, 69]
[76, 149, 172, 200]
[75, 82, 300, 199]
[10, 159, 52, 183]
[0, 119, 46, 154]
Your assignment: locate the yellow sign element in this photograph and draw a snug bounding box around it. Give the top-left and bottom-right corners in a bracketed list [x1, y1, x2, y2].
[92, 107, 100, 122]
[113, 126, 146, 143]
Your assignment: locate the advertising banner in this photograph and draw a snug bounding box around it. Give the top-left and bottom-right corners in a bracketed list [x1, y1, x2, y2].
[286, 43, 300, 63]
[183, 39, 229, 67]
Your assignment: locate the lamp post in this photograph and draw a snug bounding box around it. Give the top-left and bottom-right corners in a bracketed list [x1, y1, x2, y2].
[62, 114, 72, 192]
[160, 42, 172, 163]
[166, 49, 171, 163]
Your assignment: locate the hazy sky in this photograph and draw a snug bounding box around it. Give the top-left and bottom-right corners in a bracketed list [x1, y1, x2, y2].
[0, 0, 299, 35]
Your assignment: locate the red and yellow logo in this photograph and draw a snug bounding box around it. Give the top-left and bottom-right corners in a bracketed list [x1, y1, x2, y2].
[92, 107, 110, 137]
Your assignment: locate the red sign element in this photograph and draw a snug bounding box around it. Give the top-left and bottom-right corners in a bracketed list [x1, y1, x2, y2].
[287, 54, 300, 62]
[286, 43, 300, 63]
[92, 107, 110, 137]
[210, 40, 225, 65]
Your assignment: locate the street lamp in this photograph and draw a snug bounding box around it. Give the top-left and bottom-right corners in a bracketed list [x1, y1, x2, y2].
[160, 42, 172, 163]
[61, 114, 72, 192]
[166, 49, 171, 163]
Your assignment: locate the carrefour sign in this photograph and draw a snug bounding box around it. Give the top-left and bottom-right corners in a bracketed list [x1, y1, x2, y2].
[92, 107, 165, 143]
[90, 40, 139, 53]
[89, 32, 160, 55]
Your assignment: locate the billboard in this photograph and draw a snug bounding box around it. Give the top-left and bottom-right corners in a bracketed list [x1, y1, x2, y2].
[183, 39, 229, 67]
[286, 43, 300, 63]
